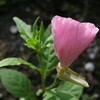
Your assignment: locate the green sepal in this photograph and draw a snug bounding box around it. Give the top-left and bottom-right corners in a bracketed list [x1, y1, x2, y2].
[57, 63, 89, 87]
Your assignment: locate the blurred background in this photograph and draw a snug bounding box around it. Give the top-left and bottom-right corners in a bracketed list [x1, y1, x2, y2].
[0, 0, 100, 100]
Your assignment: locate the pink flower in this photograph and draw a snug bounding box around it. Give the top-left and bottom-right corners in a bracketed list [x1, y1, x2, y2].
[51, 15, 99, 67]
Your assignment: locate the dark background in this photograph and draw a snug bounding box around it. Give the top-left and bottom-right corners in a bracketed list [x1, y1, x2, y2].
[0, 0, 100, 100]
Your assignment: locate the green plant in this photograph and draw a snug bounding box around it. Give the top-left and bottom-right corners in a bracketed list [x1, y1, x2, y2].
[0, 17, 83, 100]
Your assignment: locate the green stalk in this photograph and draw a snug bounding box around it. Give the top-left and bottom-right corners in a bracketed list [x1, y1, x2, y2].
[46, 76, 60, 90]
[41, 71, 46, 92]
[37, 52, 46, 92]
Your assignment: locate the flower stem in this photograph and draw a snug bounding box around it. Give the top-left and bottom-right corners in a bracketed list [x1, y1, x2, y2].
[46, 76, 60, 90]
[41, 71, 46, 92]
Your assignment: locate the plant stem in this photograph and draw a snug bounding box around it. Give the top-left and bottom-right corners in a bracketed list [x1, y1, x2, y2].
[46, 76, 60, 90]
[41, 71, 46, 92]
[37, 52, 46, 92]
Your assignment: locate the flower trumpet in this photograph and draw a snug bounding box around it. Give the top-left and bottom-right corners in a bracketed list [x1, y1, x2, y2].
[51, 15, 99, 87]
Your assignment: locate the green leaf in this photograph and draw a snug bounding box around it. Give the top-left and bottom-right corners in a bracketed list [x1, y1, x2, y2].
[44, 81, 83, 100]
[41, 25, 53, 47]
[0, 69, 36, 99]
[43, 90, 57, 100]
[13, 17, 32, 41]
[25, 91, 37, 100]
[38, 42, 58, 78]
[42, 25, 51, 43]
[39, 21, 45, 43]
[0, 57, 38, 70]
[25, 38, 39, 50]
[43, 89, 78, 100]
[13, 17, 44, 51]
[37, 25, 58, 78]
[32, 17, 40, 38]
[57, 81, 83, 99]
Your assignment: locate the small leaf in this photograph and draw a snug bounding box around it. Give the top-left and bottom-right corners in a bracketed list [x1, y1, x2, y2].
[43, 90, 57, 100]
[42, 25, 51, 44]
[0, 57, 38, 70]
[32, 17, 40, 37]
[43, 89, 78, 100]
[25, 91, 37, 100]
[39, 21, 45, 42]
[0, 69, 33, 98]
[44, 81, 83, 100]
[57, 81, 83, 99]
[25, 38, 39, 50]
[13, 17, 32, 41]
[13, 17, 41, 51]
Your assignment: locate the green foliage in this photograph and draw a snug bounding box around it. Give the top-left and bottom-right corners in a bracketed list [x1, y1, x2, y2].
[38, 43, 57, 77]
[13, 17, 58, 82]
[25, 91, 37, 100]
[0, 17, 84, 100]
[37, 25, 58, 80]
[57, 81, 83, 99]
[0, 57, 38, 70]
[13, 17, 38, 50]
[0, 69, 36, 100]
[43, 81, 83, 100]
[13, 17, 32, 41]
[41, 25, 52, 44]
[43, 89, 77, 100]
[13, 17, 45, 51]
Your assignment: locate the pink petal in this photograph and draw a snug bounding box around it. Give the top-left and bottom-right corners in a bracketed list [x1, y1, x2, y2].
[51, 15, 99, 66]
